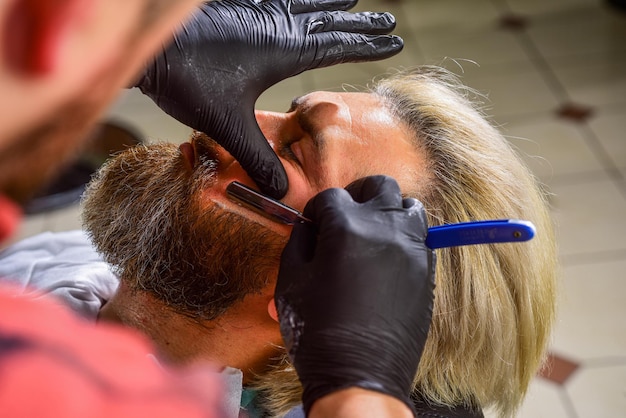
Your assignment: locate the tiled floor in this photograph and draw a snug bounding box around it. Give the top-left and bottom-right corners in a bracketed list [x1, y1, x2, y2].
[10, 0, 626, 416]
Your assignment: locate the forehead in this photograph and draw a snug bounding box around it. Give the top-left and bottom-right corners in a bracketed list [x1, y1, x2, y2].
[295, 90, 390, 119]
[298, 90, 407, 143]
[296, 91, 421, 190]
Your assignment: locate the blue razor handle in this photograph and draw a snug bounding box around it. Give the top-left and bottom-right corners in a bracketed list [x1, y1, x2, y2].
[425, 219, 536, 249]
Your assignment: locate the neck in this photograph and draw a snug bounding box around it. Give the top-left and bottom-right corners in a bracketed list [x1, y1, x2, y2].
[99, 281, 282, 383]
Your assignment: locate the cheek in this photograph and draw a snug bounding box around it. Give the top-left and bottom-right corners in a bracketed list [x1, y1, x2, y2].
[281, 165, 313, 212]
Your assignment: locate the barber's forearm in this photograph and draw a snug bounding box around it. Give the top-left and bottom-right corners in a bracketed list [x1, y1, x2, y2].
[308, 388, 414, 418]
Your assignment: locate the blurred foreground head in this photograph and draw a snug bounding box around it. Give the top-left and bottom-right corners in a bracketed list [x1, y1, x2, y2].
[0, 0, 200, 204]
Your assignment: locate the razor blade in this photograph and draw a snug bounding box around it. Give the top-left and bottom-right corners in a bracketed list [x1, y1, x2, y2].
[226, 181, 535, 249]
[226, 181, 311, 225]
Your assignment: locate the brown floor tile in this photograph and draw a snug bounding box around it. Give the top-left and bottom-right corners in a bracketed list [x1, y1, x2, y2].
[538, 352, 580, 385]
[499, 14, 529, 31]
[556, 103, 595, 122]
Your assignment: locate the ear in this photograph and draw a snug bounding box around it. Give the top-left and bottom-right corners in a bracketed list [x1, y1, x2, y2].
[267, 298, 279, 322]
[3, 0, 88, 75]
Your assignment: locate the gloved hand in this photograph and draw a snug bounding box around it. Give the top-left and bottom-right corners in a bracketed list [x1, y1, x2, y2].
[275, 175, 436, 415]
[135, 0, 403, 199]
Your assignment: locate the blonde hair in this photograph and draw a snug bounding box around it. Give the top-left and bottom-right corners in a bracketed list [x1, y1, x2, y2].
[251, 66, 558, 417]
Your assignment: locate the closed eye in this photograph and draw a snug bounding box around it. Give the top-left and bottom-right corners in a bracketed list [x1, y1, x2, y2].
[279, 141, 302, 166]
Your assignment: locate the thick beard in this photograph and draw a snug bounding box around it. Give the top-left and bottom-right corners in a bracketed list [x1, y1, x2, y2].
[82, 139, 286, 320]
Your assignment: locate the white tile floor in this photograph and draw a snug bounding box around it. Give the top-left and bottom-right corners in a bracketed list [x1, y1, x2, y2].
[10, 0, 626, 416]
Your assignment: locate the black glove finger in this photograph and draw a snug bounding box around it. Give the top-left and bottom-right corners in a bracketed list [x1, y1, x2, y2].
[290, 0, 357, 14]
[403, 197, 428, 222]
[275, 221, 318, 311]
[280, 221, 318, 268]
[402, 197, 430, 240]
[310, 33, 403, 67]
[402, 197, 419, 209]
[301, 187, 354, 222]
[218, 111, 289, 199]
[307, 11, 396, 35]
[344, 175, 403, 206]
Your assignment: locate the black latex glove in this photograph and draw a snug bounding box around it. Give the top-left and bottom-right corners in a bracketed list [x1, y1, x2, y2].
[135, 0, 403, 199]
[275, 175, 436, 415]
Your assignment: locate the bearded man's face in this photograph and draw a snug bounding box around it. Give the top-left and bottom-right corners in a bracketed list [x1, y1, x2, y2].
[82, 91, 422, 319]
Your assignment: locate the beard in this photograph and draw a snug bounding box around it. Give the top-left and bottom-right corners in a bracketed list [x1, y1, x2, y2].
[82, 135, 287, 321]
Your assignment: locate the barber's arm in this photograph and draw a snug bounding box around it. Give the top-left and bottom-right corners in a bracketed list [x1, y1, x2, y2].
[135, 0, 403, 199]
[275, 176, 436, 417]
